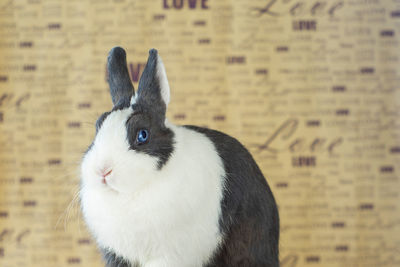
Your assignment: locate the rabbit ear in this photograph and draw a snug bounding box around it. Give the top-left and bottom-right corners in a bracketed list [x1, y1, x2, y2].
[107, 47, 135, 107]
[136, 49, 170, 110]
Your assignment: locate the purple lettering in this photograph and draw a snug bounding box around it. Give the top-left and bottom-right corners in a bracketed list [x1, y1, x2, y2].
[311, 2, 326, 15]
[174, 0, 183, 9]
[329, 2, 343, 16]
[256, 119, 343, 154]
[328, 137, 342, 154]
[188, 0, 197, 9]
[164, 0, 209, 10]
[251, 0, 344, 17]
[289, 138, 304, 152]
[290, 3, 304, 16]
[163, 0, 170, 9]
[129, 63, 145, 82]
[311, 138, 326, 152]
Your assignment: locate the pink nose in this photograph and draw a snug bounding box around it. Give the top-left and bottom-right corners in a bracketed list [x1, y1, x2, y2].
[101, 169, 112, 178]
[99, 168, 112, 184]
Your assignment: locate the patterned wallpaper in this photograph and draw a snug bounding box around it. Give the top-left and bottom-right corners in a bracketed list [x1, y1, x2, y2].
[0, 0, 399, 266]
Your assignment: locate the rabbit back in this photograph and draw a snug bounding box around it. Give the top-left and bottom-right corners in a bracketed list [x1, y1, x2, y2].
[184, 125, 280, 267]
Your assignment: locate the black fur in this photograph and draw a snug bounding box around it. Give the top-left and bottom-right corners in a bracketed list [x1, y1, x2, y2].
[96, 48, 175, 169]
[92, 48, 278, 267]
[96, 111, 111, 133]
[136, 49, 167, 121]
[184, 126, 280, 267]
[126, 103, 174, 169]
[125, 49, 174, 169]
[107, 47, 135, 107]
[102, 248, 135, 267]
[102, 125, 279, 267]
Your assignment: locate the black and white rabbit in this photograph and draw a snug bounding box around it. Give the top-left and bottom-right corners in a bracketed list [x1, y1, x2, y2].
[80, 47, 279, 267]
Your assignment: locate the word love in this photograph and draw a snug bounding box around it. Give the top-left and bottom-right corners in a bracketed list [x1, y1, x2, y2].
[163, 0, 209, 9]
[0, 228, 30, 245]
[251, 0, 344, 17]
[0, 93, 30, 108]
[256, 119, 343, 154]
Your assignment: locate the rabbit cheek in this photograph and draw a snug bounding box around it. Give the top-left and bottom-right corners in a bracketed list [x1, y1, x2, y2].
[80, 147, 99, 189]
[114, 151, 159, 194]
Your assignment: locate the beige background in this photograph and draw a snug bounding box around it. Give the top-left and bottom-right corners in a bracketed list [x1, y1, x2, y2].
[1, 0, 400, 266]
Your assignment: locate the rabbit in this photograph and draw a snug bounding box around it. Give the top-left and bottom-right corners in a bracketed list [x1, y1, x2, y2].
[80, 47, 280, 267]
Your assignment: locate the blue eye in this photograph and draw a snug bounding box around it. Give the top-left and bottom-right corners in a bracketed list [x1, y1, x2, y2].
[137, 129, 149, 144]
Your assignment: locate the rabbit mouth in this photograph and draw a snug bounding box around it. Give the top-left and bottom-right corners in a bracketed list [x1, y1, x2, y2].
[97, 168, 118, 192]
[101, 169, 113, 185]
[103, 181, 119, 193]
[101, 175, 119, 193]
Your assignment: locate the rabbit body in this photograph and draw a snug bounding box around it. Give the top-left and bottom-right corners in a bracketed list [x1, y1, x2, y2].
[80, 47, 279, 267]
[82, 118, 225, 266]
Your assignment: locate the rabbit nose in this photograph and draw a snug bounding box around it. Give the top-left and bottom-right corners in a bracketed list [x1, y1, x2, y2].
[101, 168, 112, 178]
[99, 167, 113, 184]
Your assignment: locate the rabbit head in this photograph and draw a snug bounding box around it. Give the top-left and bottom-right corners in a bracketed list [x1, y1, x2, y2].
[81, 47, 174, 195]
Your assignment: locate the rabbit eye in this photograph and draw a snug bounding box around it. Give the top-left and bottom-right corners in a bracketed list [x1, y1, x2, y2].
[136, 129, 149, 144]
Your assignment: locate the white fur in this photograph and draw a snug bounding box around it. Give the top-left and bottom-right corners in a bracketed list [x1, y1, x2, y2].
[156, 54, 170, 106]
[80, 107, 225, 266]
[130, 95, 136, 105]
